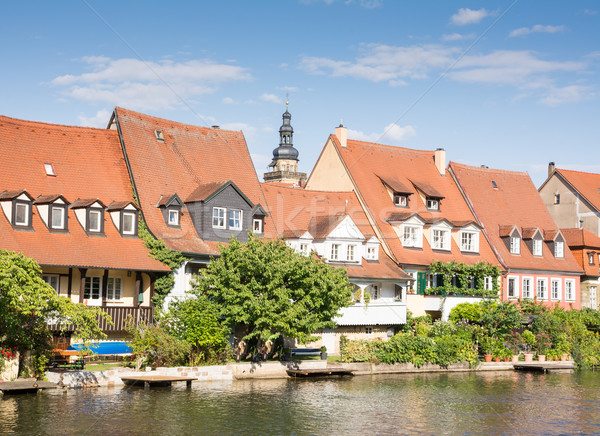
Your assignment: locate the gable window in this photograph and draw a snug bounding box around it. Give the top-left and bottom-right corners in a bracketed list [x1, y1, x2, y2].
[426, 198, 439, 211]
[84, 277, 101, 301]
[366, 246, 377, 260]
[507, 276, 518, 299]
[533, 238, 542, 256]
[460, 231, 479, 252]
[88, 209, 102, 233]
[122, 211, 137, 235]
[565, 279, 575, 301]
[253, 218, 263, 234]
[168, 209, 179, 226]
[331, 244, 340, 261]
[14, 202, 30, 226]
[432, 228, 450, 250]
[510, 236, 520, 254]
[522, 277, 532, 299]
[554, 241, 564, 258]
[347, 245, 356, 262]
[42, 274, 60, 293]
[106, 277, 122, 301]
[229, 209, 242, 230]
[551, 279, 561, 301]
[537, 278, 548, 300]
[299, 243, 309, 256]
[402, 225, 422, 248]
[554, 193, 560, 205]
[50, 205, 66, 230]
[393, 193, 408, 207]
[212, 207, 226, 229]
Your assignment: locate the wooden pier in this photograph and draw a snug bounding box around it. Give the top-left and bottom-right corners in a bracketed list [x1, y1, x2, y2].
[286, 368, 354, 378]
[513, 362, 576, 374]
[0, 380, 59, 395]
[120, 375, 197, 388]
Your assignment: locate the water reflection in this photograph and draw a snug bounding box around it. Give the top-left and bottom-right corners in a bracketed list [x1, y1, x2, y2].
[1, 371, 599, 435]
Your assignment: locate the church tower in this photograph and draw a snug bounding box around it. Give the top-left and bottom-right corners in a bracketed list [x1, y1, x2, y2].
[263, 101, 307, 186]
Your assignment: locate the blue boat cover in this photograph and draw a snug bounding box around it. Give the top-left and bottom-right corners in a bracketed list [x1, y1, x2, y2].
[68, 342, 132, 355]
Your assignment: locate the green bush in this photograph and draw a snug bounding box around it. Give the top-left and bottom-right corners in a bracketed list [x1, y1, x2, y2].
[126, 318, 191, 369]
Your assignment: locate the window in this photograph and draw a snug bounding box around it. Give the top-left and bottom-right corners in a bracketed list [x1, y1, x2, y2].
[331, 244, 340, 261]
[522, 278, 532, 299]
[366, 246, 377, 260]
[537, 278, 548, 300]
[426, 198, 439, 210]
[212, 207, 226, 229]
[590, 286, 597, 310]
[484, 276, 493, 291]
[299, 243, 309, 256]
[393, 193, 407, 207]
[395, 284, 403, 301]
[122, 211, 136, 235]
[42, 274, 60, 293]
[253, 218, 263, 234]
[88, 209, 102, 232]
[510, 236, 520, 254]
[461, 231, 479, 252]
[551, 279, 561, 301]
[565, 280, 575, 301]
[155, 130, 164, 142]
[554, 241, 564, 258]
[507, 276, 518, 299]
[365, 327, 373, 334]
[228, 209, 242, 230]
[589, 252, 596, 265]
[533, 238, 542, 256]
[347, 245, 356, 261]
[168, 209, 179, 226]
[51, 206, 66, 230]
[371, 285, 380, 300]
[432, 228, 450, 250]
[14, 202, 30, 226]
[402, 225, 422, 248]
[44, 163, 55, 176]
[84, 277, 101, 300]
[106, 277, 122, 301]
[554, 193, 560, 205]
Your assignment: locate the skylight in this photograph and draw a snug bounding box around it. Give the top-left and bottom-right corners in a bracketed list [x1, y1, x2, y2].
[491, 180, 498, 189]
[155, 130, 164, 142]
[44, 163, 55, 176]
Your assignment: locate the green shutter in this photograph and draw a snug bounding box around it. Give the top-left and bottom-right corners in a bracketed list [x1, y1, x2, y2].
[417, 272, 427, 295]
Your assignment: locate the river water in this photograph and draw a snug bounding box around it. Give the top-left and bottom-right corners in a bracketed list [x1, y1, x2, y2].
[1, 371, 599, 435]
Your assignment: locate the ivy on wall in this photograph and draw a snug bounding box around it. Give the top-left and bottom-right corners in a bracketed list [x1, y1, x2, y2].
[426, 261, 501, 298]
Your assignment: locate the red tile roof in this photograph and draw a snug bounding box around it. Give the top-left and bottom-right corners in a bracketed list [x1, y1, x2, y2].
[561, 228, 600, 277]
[554, 169, 600, 212]
[322, 136, 499, 267]
[450, 162, 582, 273]
[113, 107, 275, 255]
[0, 114, 168, 272]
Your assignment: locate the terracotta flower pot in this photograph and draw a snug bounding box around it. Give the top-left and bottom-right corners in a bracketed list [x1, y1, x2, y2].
[524, 353, 533, 362]
[484, 354, 493, 362]
[504, 357, 510, 362]
[494, 357, 501, 362]
[511, 355, 519, 363]
[538, 355, 546, 362]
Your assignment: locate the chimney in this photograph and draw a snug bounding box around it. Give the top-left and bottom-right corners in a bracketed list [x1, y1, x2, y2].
[548, 162, 555, 177]
[335, 123, 347, 148]
[434, 148, 446, 176]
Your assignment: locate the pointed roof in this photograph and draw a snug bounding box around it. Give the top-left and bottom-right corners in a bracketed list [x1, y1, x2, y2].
[562, 227, 600, 249]
[561, 227, 600, 277]
[549, 169, 600, 212]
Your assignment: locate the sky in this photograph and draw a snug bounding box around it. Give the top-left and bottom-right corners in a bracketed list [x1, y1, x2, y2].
[1, 1, 599, 187]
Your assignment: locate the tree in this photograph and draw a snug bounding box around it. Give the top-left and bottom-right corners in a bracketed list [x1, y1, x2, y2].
[192, 237, 353, 354]
[0, 250, 108, 375]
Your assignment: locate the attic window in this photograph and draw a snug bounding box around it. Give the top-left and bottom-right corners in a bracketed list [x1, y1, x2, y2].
[491, 180, 498, 189]
[44, 163, 55, 176]
[426, 198, 439, 211]
[393, 193, 408, 207]
[554, 194, 560, 205]
[155, 130, 164, 142]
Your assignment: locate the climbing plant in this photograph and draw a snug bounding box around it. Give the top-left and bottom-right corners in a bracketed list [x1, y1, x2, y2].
[426, 261, 500, 298]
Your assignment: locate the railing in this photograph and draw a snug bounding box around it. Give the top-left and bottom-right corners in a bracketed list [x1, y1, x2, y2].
[99, 306, 154, 332]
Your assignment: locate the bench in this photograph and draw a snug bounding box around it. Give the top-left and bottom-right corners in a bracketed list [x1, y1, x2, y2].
[291, 348, 321, 357]
[47, 349, 86, 370]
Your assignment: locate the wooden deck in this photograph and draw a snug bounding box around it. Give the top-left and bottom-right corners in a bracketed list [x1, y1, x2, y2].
[286, 368, 354, 378]
[513, 362, 576, 373]
[120, 375, 198, 388]
[0, 380, 59, 395]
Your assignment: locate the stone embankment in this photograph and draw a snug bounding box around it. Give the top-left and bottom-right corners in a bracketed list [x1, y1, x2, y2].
[44, 359, 547, 388]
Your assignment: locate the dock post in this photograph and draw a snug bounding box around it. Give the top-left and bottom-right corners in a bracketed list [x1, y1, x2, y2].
[186, 380, 192, 388]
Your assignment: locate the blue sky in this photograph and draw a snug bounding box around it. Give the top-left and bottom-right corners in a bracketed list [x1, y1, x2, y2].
[2, 1, 598, 187]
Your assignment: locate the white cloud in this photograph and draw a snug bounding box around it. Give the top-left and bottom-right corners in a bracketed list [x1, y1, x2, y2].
[451, 8, 491, 26]
[51, 57, 251, 111]
[442, 33, 476, 42]
[77, 109, 112, 128]
[509, 24, 566, 38]
[260, 93, 282, 104]
[348, 123, 416, 144]
[584, 9, 597, 15]
[540, 85, 595, 106]
[222, 97, 235, 104]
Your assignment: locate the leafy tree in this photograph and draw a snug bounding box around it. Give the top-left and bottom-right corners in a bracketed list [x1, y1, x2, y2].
[162, 295, 232, 365]
[0, 250, 108, 375]
[192, 236, 353, 354]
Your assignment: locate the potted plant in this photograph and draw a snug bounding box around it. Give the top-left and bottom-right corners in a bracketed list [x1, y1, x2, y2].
[522, 330, 535, 362]
[480, 336, 494, 362]
[534, 332, 552, 362]
[320, 346, 327, 360]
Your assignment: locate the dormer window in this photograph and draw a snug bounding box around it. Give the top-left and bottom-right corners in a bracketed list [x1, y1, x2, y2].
[432, 227, 450, 250]
[589, 252, 596, 265]
[0, 191, 34, 228]
[460, 230, 479, 252]
[212, 207, 226, 229]
[533, 238, 542, 256]
[253, 218, 263, 234]
[554, 241, 564, 258]
[88, 209, 102, 232]
[157, 194, 184, 228]
[331, 244, 341, 261]
[393, 193, 408, 207]
[71, 199, 106, 234]
[168, 209, 179, 226]
[35, 194, 69, 231]
[51, 205, 66, 230]
[107, 201, 139, 236]
[15, 202, 30, 226]
[228, 209, 242, 230]
[366, 246, 377, 260]
[426, 198, 439, 210]
[347, 245, 356, 262]
[510, 236, 521, 254]
[122, 211, 137, 235]
[402, 224, 423, 248]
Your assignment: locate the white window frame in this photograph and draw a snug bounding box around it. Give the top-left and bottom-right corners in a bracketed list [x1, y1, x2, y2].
[84, 276, 102, 305]
[106, 277, 122, 301]
[522, 277, 533, 299]
[432, 228, 450, 251]
[347, 245, 356, 262]
[331, 244, 341, 261]
[253, 218, 263, 234]
[366, 246, 377, 260]
[212, 207, 226, 229]
[484, 276, 493, 291]
[365, 327, 373, 334]
[228, 209, 242, 230]
[14, 202, 30, 226]
[299, 243, 309, 256]
[371, 284, 380, 300]
[554, 241, 564, 258]
[537, 278, 548, 300]
[510, 236, 521, 254]
[507, 276, 519, 299]
[460, 231, 479, 252]
[590, 286, 597, 310]
[88, 209, 102, 232]
[565, 279, 575, 302]
[551, 278, 561, 301]
[393, 193, 407, 207]
[42, 274, 60, 293]
[532, 238, 542, 256]
[402, 225, 422, 248]
[168, 209, 179, 226]
[51, 206, 65, 230]
[122, 211, 136, 235]
[426, 198, 439, 210]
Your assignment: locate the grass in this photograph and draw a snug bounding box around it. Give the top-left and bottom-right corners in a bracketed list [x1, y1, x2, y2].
[83, 362, 124, 372]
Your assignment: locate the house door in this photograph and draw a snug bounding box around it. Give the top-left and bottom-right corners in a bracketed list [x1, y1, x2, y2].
[83, 276, 102, 306]
[590, 287, 597, 310]
[417, 272, 427, 295]
[322, 329, 336, 353]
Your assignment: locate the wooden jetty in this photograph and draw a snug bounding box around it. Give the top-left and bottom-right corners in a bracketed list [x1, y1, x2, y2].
[513, 362, 576, 374]
[0, 380, 59, 395]
[120, 375, 197, 388]
[286, 368, 354, 378]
